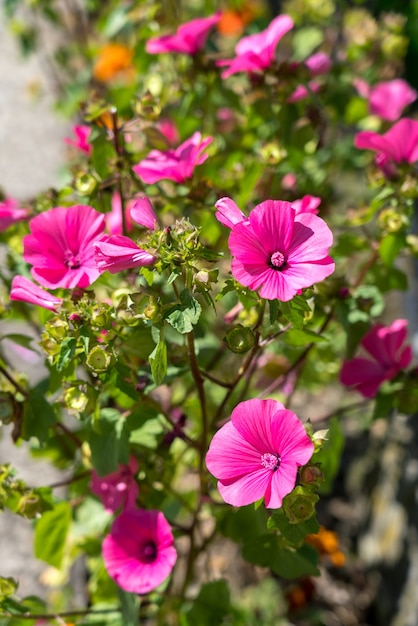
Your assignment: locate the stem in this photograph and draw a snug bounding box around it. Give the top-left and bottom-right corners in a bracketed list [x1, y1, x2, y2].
[45, 470, 90, 489]
[54, 422, 83, 448]
[352, 248, 379, 288]
[0, 608, 120, 620]
[0, 363, 29, 398]
[111, 108, 127, 235]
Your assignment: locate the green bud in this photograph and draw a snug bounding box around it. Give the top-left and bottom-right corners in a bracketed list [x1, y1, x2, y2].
[74, 172, 98, 196]
[378, 208, 409, 234]
[144, 297, 160, 321]
[225, 324, 255, 354]
[299, 464, 324, 487]
[17, 493, 43, 518]
[64, 387, 89, 413]
[282, 486, 319, 524]
[45, 319, 68, 342]
[86, 346, 111, 373]
[91, 305, 110, 327]
[0, 576, 18, 599]
[135, 91, 161, 120]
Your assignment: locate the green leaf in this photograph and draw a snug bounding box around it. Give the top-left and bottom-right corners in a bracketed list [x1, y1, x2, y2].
[292, 27, 323, 61]
[89, 409, 130, 476]
[267, 509, 320, 546]
[312, 417, 344, 494]
[186, 580, 231, 626]
[166, 290, 202, 334]
[269, 300, 280, 324]
[117, 588, 140, 626]
[280, 296, 311, 329]
[149, 339, 167, 385]
[379, 233, 405, 268]
[56, 337, 77, 372]
[34, 502, 71, 568]
[0, 334, 37, 352]
[242, 535, 319, 579]
[23, 387, 57, 443]
[284, 328, 327, 346]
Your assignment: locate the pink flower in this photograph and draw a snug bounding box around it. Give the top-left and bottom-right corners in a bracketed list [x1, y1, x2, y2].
[130, 196, 158, 230]
[64, 125, 92, 155]
[93, 235, 156, 273]
[215, 197, 246, 229]
[355, 118, 418, 166]
[218, 198, 334, 301]
[0, 198, 28, 231]
[146, 12, 221, 55]
[157, 119, 180, 147]
[340, 319, 412, 398]
[305, 51, 332, 76]
[290, 195, 321, 215]
[91, 456, 139, 513]
[287, 81, 320, 103]
[10, 275, 62, 311]
[354, 78, 417, 121]
[133, 132, 213, 184]
[102, 508, 177, 594]
[23, 205, 106, 289]
[206, 398, 314, 508]
[217, 14, 294, 78]
[105, 192, 133, 235]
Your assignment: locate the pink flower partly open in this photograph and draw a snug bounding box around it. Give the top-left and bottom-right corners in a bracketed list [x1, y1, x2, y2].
[146, 12, 221, 55]
[354, 78, 417, 121]
[206, 398, 314, 508]
[23, 205, 106, 289]
[64, 125, 92, 156]
[102, 508, 177, 594]
[355, 118, 418, 167]
[91, 456, 139, 513]
[105, 192, 133, 236]
[217, 197, 334, 301]
[133, 132, 213, 184]
[340, 319, 412, 398]
[290, 195, 321, 215]
[0, 197, 28, 232]
[94, 235, 156, 274]
[217, 14, 294, 78]
[130, 196, 158, 230]
[10, 275, 62, 312]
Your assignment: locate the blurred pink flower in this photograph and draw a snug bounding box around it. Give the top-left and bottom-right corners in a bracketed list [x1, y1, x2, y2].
[0, 197, 28, 231]
[105, 192, 133, 235]
[206, 398, 314, 508]
[281, 173, 297, 190]
[130, 196, 158, 230]
[23, 205, 105, 289]
[217, 14, 294, 78]
[340, 319, 412, 398]
[10, 275, 62, 311]
[354, 78, 417, 121]
[64, 125, 92, 155]
[221, 198, 334, 301]
[157, 119, 180, 146]
[355, 118, 418, 167]
[146, 12, 221, 55]
[287, 81, 320, 103]
[91, 456, 139, 513]
[94, 234, 156, 273]
[133, 132, 213, 184]
[291, 195, 321, 215]
[102, 508, 177, 594]
[305, 51, 332, 76]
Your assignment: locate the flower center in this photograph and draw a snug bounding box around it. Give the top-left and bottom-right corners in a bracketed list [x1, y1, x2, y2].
[269, 251, 286, 270]
[64, 251, 81, 269]
[138, 540, 158, 564]
[260, 452, 281, 471]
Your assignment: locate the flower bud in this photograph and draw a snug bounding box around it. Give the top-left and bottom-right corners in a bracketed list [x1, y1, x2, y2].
[17, 493, 43, 518]
[64, 387, 89, 413]
[299, 464, 324, 487]
[86, 346, 111, 373]
[45, 318, 68, 342]
[282, 487, 319, 523]
[225, 324, 255, 354]
[74, 172, 98, 196]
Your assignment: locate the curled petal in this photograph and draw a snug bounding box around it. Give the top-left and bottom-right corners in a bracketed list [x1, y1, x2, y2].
[94, 235, 156, 273]
[10, 276, 62, 311]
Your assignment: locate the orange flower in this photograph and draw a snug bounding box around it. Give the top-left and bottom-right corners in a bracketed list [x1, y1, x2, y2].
[217, 3, 255, 36]
[93, 43, 134, 83]
[306, 525, 346, 567]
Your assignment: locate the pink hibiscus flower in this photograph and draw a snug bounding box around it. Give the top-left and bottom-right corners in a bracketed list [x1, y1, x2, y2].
[105, 192, 133, 236]
[93, 235, 156, 273]
[206, 398, 314, 508]
[129, 196, 158, 230]
[102, 508, 177, 594]
[0, 197, 28, 232]
[90, 456, 139, 513]
[217, 14, 294, 78]
[10, 275, 63, 312]
[355, 118, 418, 169]
[354, 78, 417, 121]
[132, 132, 213, 184]
[287, 52, 331, 103]
[290, 195, 321, 215]
[340, 319, 412, 398]
[64, 125, 92, 155]
[146, 12, 221, 55]
[23, 205, 106, 289]
[216, 197, 334, 301]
